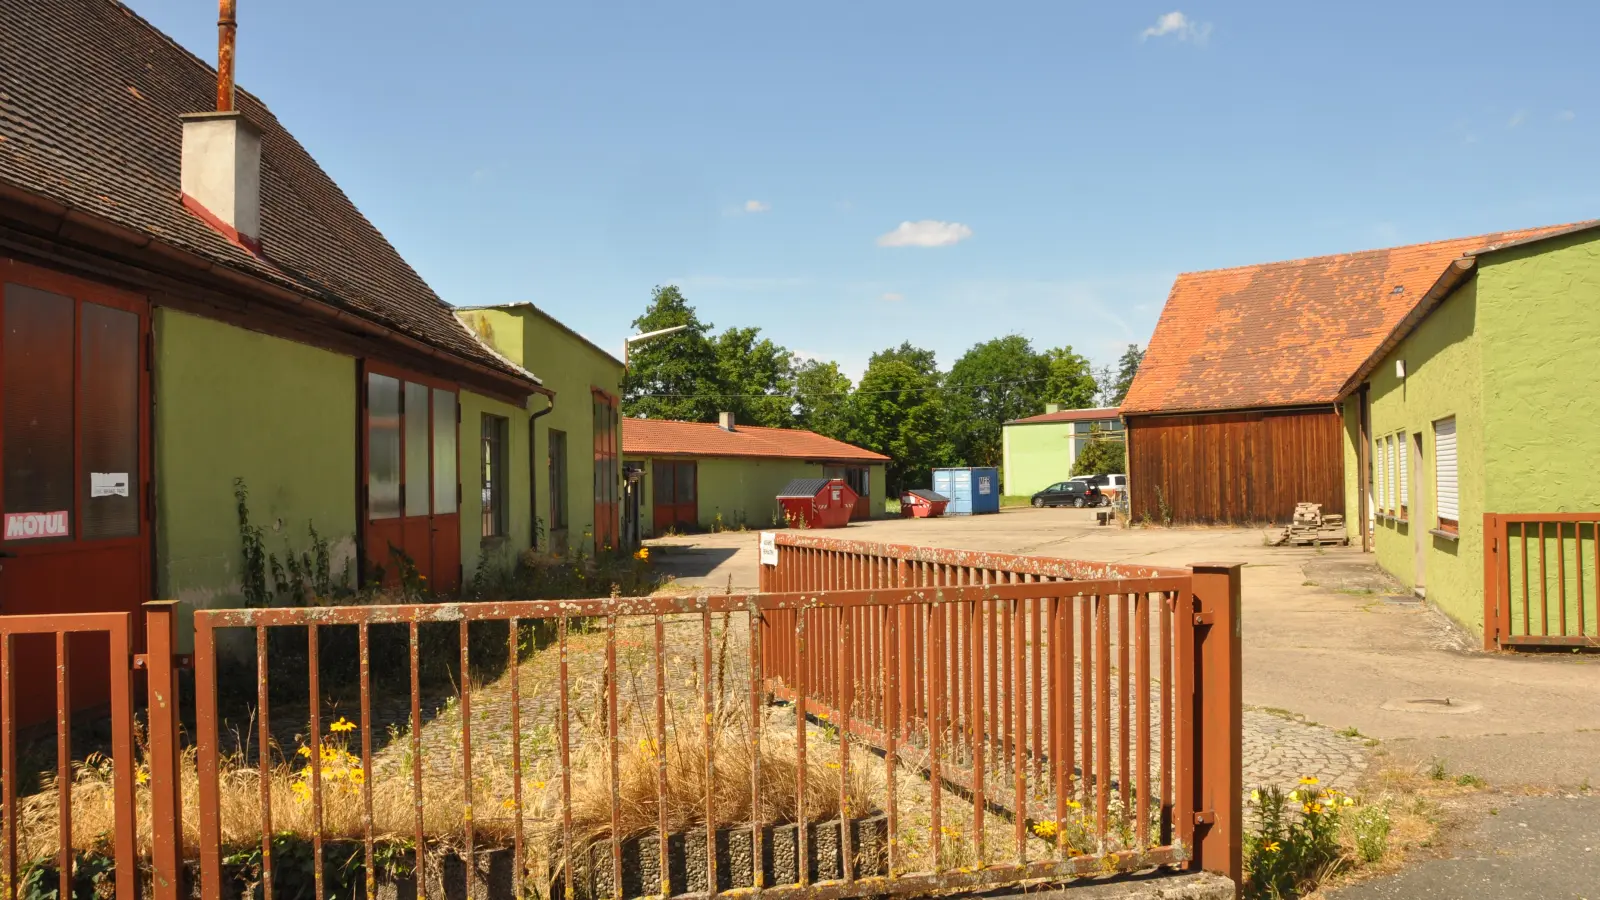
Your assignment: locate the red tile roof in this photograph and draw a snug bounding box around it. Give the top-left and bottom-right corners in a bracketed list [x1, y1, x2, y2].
[1008, 406, 1121, 425]
[0, 0, 532, 386]
[623, 419, 889, 463]
[1122, 223, 1591, 415]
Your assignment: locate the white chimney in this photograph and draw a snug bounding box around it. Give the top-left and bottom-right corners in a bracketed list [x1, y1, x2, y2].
[180, 111, 262, 251]
[718, 411, 736, 432]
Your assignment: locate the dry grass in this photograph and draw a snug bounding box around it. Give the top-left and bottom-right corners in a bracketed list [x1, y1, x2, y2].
[14, 690, 873, 873]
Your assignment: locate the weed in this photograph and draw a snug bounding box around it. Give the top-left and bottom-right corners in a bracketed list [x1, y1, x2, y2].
[1348, 803, 1392, 864]
[1244, 779, 1350, 899]
[1454, 773, 1486, 788]
[1428, 759, 1448, 781]
[1337, 726, 1363, 739]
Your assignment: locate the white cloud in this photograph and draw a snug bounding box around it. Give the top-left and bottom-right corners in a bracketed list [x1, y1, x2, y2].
[880, 292, 905, 302]
[876, 220, 974, 248]
[1140, 11, 1212, 44]
[743, 199, 771, 213]
[1508, 110, 1527, 128]
[1558, 110, 1577, 122]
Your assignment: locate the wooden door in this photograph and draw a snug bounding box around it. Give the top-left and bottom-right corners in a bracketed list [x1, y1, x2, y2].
[651, 460, 697, 533]
[0, 259, 150, 723]
[364, 367, 459, 591]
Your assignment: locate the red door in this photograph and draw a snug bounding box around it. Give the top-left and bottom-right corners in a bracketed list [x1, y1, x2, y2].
[363, 366, 460, 592]
[651, 460, 697, 534]
[0, 259, 149, 724]
[592, 390, 619, 552]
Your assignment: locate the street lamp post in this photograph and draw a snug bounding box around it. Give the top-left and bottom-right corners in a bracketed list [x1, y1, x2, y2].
[623, 324, 690, 368]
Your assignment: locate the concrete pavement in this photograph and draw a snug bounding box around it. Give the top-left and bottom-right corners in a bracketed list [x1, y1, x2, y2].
[648, 508, 1600, 790]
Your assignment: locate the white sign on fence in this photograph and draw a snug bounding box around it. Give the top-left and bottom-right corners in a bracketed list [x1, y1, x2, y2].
[760, 531, 779, 566]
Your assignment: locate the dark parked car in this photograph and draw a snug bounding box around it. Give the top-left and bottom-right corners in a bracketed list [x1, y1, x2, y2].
[1030, 481, 1103, 508]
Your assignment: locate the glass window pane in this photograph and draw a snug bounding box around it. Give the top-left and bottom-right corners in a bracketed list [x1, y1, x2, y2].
[549, 430, 568, 530]
[367, 373, 401, 520]
[4, 284, 75, 541]
[481, 414, 507, 538]
[80, 302, 139, 539]
[432, 390, 458, 515]
[404, 382, 430, 517]
[653, 461, 673, 505]
[675, 463, 696, 503]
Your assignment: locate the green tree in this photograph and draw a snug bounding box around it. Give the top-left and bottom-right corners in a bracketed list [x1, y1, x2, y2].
[794, 359, 854, 439]
[849, 356, 956, 495]
[945, 335, 1049, 466]
[713, 326, 796, 428]
[868, 342, 941, 380]
[1070, 426, 1126, 477]
[621, 285, 721, 421]
[1042, 346, 1099, 409]
[1111, 344, 1145, 406]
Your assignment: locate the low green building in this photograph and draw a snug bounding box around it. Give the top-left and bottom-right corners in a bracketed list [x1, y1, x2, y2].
[1001, 407, 1122, 496]
[1340, 223, 1600, 643]
[623, 416, 888, 535]
[457, 304, 626, 556]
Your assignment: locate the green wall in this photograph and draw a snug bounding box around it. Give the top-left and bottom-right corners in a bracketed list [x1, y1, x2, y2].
[458, 391, 534, 577]
[1355, 230, 1600, 635]
[1363, 278, 1485, 630]
[1341, 400, 1363, 541]
[1002, 421, 1075, 495]
[1477, 232, 1600, 511]
[458, 306, 624, 555]
[629, 456, 887, 535]
[154, 308, 358, 610]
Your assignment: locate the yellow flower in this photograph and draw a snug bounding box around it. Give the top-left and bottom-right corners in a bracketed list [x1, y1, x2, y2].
[1302, 804, 1314, 815]
[1066, 800, 1083, 810]
[1288, 790, 1299, 802]
[298, 746, 312, 757]
[1298, 776, 1320, 786]
[330, 717, 356, 734]
[635, 548, 650, 561]
[502, 798, 518, 811]
[1249, 789, 1260, 803]
[1263, 841, 1281, 853]
[1343, 796, 1355, 807]
[826, 762, 841, 770]
[1031, 820, 1059, 839]
[534, 781, 548, 790]
[135, 769, 149, 786]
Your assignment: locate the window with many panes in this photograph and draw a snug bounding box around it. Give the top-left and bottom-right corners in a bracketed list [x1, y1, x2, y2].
[481, 414, 508, 538]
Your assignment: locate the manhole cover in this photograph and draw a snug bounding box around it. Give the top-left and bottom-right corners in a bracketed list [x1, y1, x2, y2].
[1380, 696, 1483, 714]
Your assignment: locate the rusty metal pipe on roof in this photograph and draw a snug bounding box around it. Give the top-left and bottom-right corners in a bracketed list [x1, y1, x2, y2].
[216, 0, 238, 112]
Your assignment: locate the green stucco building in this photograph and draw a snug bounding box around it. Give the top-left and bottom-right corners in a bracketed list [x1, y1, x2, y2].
[623, 416, 888, 536]
[1001, 406, 1122, 496]
[1340, 223, 1600, 642]
[457, 304, 626, 556]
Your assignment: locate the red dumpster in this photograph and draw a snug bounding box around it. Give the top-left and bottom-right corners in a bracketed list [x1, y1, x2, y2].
[900, 488, 950, 518]
[777, 477, 858, 529]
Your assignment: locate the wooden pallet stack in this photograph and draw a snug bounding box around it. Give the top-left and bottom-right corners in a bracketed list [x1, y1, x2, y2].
[1270, 503, 1349, 546]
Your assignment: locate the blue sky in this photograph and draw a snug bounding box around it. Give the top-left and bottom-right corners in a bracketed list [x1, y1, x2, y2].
[133, 1, 1599, 379]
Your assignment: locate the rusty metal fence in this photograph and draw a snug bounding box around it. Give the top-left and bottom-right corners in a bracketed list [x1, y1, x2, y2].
[758, 533, 1242, 884]
[1484, 513, 1600, 649]
[1, 538, 1241, 900]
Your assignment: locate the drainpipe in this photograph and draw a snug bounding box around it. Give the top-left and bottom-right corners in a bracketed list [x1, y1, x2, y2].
[528, 393, 556, 548]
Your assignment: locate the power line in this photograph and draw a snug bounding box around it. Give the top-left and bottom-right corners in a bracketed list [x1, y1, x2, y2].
[627, 374, 1063, 401]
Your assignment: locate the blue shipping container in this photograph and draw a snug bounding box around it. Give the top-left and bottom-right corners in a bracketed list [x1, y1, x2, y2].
[931, 467, 1001, 515]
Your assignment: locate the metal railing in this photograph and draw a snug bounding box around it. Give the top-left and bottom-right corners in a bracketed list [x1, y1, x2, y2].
[0, 538, 1242, 900]
[1484, 513, 1600, 649]
[758, 533, 1242, 884]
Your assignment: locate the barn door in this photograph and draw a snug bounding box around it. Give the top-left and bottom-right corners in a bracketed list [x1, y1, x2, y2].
[651, 460, 697, 534]
[0, 259, 150, 723]
[592, 391, 619, 552]
[364, 367, 459, 591]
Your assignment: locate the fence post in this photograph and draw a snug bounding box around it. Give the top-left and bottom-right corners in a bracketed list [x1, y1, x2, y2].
[1188, 563, 1242, 891]
[1482, 514, 1500, 651]
[144, 601, 184, 900]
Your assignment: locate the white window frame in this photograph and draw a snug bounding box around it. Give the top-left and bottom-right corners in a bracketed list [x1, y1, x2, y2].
[1434, 417, 1459, 532]
[1373, 436, 1385, 518]
[1397, 430, 1409, 518]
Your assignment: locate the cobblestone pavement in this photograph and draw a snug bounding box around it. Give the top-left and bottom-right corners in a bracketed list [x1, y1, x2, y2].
[1242, 708, 1370, 792]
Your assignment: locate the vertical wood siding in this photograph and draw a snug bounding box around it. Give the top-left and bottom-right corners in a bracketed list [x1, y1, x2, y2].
[1127, 407, 1345, 524]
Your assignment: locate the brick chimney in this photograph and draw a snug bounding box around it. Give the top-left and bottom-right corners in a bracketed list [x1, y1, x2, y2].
[718, 411, 736, 432]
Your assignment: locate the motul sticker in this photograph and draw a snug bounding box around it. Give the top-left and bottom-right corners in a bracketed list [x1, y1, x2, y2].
[4, 511, 68, 540]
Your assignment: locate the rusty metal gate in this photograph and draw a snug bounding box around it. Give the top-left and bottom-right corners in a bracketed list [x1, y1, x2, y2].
[0, 538, 1241, 900]
[1483, 513, 1600, 650]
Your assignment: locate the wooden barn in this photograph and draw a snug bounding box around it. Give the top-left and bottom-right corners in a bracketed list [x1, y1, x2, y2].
[1122, 226, 1568, 527]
